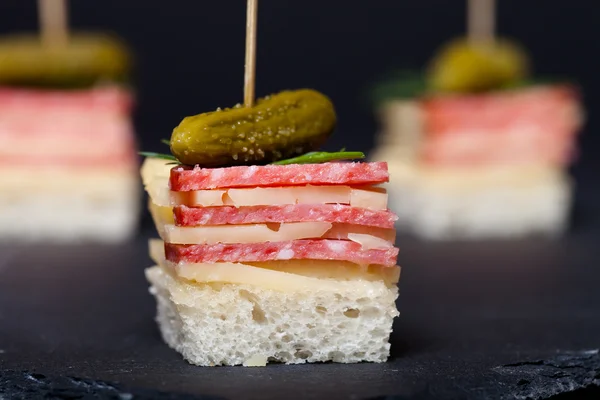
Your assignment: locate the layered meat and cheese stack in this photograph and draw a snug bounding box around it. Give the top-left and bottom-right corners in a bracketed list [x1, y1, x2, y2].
[142, 158, 401, 367]
[0, 87, 138, 242]
[372, 84, 583, 240]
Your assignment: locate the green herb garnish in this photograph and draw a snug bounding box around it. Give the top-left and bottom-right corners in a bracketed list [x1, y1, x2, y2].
[138, 151, 180, 163]
[368, 70, 429, 107]
[271, 151, 365, 165]
[139, 149, 365, 166]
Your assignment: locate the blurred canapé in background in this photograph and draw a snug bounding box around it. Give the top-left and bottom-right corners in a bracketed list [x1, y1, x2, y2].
[0, 0, 139, 243]
[369, 0, 584, 240]
[0, 0, 597, 243]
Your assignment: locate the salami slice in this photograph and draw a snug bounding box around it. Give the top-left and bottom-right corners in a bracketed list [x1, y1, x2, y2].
[170, 162, 389, 191]
[422, 85, 579, 134]
[174, 204, 397, 228]
[0, 86, 133, 113]
[0, 86, 136, 168]
[420, 85, 582, 167]
[165, 239, 398, 266]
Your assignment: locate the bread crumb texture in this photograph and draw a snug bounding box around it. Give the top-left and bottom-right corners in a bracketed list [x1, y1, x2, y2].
[146, 265, 399, 366]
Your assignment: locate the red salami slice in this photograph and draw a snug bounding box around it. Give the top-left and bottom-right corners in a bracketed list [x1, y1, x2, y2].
[422, 85, 579, 134]
[0, 86, 133, 113]
[0, 86, 136, 168]
[0, 150, 136, 168]
[173, 204, 398, 228]
[165, 239, 398, 266]
[170, 162, 389, 191]
[420, 85, 582, 167]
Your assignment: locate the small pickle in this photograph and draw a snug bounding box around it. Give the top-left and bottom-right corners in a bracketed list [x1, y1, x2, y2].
[427, 38, 529, 93]
[0, 33, 131, 88]
[170, 89, 337, 167]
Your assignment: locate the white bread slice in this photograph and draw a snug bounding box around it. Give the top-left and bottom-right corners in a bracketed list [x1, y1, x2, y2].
[0, 171, 139, 243]
[146, 265, 399, 367]
[383, 162, 572, 240]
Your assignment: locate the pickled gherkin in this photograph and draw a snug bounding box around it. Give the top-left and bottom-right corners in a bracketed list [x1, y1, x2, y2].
[0, 33, 131, 88]
[170, 89, 337, 167]
[427, 38, 529, 93]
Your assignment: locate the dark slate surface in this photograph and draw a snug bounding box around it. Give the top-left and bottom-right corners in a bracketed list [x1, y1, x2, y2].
[1, 202, 599, 399]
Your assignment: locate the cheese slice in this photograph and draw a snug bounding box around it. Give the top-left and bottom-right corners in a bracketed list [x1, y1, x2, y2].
[141, 158, 172, 187]
[222, 186, 349, 206]
[248, 259, 400, 284]
[149, 239, 400, 291]
[326, 223, 396, 244]
[350, 186, 389, 210]
[347, 233, 394, 250]
[148, 184, 387, 211]
[195, 186, 388, 210]
[164, 221, 332, 245]
[158, 218, 395, 249]
[141, 158, 173, 206]
[148, 200, 174, 238]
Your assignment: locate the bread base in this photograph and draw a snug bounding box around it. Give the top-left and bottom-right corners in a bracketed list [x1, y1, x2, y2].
[146, 265, 399, 366]
[384, 162, 572, 240]
[0, 170, 139, 243]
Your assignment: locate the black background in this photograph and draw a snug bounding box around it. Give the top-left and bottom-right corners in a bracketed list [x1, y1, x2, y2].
[1, 0, 599, 168]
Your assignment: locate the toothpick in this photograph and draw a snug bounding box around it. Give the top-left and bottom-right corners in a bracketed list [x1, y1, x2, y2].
[244, 0, 258, 107]
[467, 0, 495, 44]
[38, 0, 69, 48]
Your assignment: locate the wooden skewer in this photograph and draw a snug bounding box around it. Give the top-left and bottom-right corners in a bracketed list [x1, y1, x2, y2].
[244, 0, 258, 107]
[467, 0, 495, 44]
[38, 0, 69, 48]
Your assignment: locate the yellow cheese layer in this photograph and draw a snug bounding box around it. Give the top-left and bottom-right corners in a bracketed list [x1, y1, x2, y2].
[165, 185, 388, 210]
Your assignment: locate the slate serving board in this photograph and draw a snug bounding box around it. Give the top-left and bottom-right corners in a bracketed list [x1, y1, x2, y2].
[1, 222, 599, 399]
